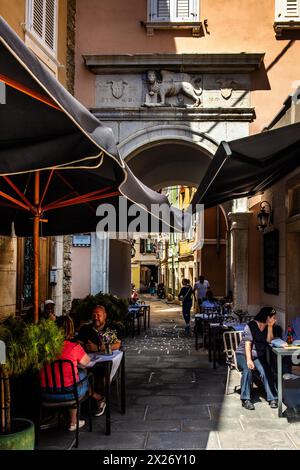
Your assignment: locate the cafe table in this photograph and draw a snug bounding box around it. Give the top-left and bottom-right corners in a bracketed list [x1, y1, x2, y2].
[83, 349, 126, 434]
[272, 345, 300, 417]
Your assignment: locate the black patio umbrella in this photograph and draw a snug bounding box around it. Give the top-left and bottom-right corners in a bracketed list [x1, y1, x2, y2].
[0, 17, 175, 321]
[191, 121, 300, 209]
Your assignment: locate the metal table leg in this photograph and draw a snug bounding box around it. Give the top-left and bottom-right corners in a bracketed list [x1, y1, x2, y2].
[121, 351, 126, 415]
[212, 327, 217, 370]
[277, 354, 283, 417]
[105, 362, 111, 435]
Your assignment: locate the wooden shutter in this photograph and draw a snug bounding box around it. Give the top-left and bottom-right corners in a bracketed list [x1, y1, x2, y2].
[149, 0, 171, 21]
[284, 0, 300, 17]
[44, 0, 56, 51]
[32, 0, 44, 39]
[275, 0, 300, 20]
[174, 0, 198, 22]
[29, 0, 57, 53]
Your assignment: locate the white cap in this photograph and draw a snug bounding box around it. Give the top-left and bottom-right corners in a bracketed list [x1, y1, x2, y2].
[44, 299, 55, 306]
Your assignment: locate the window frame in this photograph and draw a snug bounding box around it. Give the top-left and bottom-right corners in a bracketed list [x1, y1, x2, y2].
[26, 0, 58, 57]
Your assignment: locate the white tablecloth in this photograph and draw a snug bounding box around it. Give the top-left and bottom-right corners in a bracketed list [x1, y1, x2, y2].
[86, 350, 123, 381]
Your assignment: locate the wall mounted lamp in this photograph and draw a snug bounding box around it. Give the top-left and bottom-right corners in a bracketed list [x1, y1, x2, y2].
[257, 201, 273, 232]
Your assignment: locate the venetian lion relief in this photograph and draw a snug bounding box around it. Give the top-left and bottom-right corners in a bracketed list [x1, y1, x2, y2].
[144, 70, 202, 107]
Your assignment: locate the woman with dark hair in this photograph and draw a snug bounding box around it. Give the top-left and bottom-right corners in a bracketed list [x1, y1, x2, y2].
[235, 307, 278, 410]
[178, 279, 193, 335]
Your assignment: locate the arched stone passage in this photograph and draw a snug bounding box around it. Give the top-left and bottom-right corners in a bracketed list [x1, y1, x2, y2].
[120, 127, 228, 297]
[119, 125, 218, 191]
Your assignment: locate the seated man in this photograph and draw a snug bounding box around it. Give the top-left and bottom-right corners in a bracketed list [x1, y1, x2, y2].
[77, 305, 121, 416]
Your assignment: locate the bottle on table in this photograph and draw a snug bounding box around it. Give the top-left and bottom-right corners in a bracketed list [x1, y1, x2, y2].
[287, 323, 293, 345]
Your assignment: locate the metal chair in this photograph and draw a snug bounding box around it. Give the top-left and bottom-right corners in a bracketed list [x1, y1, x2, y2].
[223, 330, 243, 395]
[38, 359, 93, 448]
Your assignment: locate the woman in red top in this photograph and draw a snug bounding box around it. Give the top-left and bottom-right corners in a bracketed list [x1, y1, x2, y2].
[40, 316, 103, 431]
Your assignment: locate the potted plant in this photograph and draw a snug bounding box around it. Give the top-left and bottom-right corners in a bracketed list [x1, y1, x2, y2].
[0, 316, 64, 450]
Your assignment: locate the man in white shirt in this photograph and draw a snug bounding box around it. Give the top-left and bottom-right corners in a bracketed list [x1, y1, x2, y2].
[194, 275, 210, 309]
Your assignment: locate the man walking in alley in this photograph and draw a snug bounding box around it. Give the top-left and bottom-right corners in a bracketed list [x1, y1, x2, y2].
[194, 275, 210, 310]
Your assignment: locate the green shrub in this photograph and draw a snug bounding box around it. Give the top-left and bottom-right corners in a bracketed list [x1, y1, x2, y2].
[72, 292, 129, 327]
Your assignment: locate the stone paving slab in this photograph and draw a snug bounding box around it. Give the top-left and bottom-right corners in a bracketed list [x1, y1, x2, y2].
[111, 419, 181, 432]
[217, 429, 296, 450]
[145, 431, 219, 450]
[77, 431, 147, 450]
[147, 404, 210, 420]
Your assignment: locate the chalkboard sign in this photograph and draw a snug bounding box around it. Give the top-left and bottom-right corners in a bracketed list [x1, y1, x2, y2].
[263, 229, 279, 295]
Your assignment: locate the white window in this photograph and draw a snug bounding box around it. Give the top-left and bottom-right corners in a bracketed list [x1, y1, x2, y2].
[148, 0, 199, 22]
[26, 0, 58, 55]
[275, 0, 300, 21]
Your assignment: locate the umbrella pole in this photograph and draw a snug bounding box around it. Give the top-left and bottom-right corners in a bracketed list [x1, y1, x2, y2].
[33, 171, 40, 323]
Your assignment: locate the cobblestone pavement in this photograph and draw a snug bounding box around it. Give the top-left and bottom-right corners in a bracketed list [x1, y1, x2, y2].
[38, 296, 300, 450]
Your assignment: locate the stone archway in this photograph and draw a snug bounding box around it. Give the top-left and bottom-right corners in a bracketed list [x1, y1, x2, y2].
[120, 128, 228, 297]
[119, 124, 218, 190]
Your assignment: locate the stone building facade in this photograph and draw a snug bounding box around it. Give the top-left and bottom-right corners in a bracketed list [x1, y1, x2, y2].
[73, 0, 300, 314]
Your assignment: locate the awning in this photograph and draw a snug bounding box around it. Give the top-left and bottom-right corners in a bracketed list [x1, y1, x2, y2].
[0, 16, 186, 236]
[191, 122, 300, 209]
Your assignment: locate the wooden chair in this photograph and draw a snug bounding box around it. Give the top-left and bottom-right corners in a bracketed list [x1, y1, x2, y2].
[38, 359, 93, 448]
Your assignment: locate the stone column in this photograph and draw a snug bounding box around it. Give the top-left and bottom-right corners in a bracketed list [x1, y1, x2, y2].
[0, 236, 17, 320]
[229, 211, 251, 311]
[91, 233, 109, 294]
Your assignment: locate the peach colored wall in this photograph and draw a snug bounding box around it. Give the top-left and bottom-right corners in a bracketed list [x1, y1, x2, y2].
[0, 0, 25, 39]
[71, 247, 91, 300]
[75, 0, 300, 132]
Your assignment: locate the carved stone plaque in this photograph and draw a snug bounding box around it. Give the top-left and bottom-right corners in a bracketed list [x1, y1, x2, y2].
[95, 75, 142, 107]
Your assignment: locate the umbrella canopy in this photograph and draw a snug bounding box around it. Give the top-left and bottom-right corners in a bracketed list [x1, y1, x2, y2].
[0, 16, 186, 322]
[191, 122, 300, 209]
[0, 16, 172, 236]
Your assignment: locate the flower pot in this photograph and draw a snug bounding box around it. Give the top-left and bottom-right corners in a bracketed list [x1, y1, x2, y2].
[0, 418, 35, 450]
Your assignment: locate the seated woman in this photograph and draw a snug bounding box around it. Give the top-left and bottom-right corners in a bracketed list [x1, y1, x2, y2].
[235, 307, 278, 410]
[201, 290, 219, 310]
[40, 315, 104, 431]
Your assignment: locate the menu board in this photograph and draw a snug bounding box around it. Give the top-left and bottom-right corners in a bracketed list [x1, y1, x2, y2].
[263, 229, 279, 295]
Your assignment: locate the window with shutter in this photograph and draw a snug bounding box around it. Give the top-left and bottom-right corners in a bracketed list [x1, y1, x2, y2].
[148, 0, 199, 22]
[27, 0, 58, 55]
[274, 0, 300, 35]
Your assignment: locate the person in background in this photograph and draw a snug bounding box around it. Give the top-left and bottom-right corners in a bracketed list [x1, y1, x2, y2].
[201, 290, 219, 310]
[194, 275, 210, 310]
[43, 299, 56, 321]
[40, 316, 104, 431]
[130, 284, 139, 305]
[149, 277, 156, 296]
[235, 307, 278, 410]
[178, 278, 193, 335]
